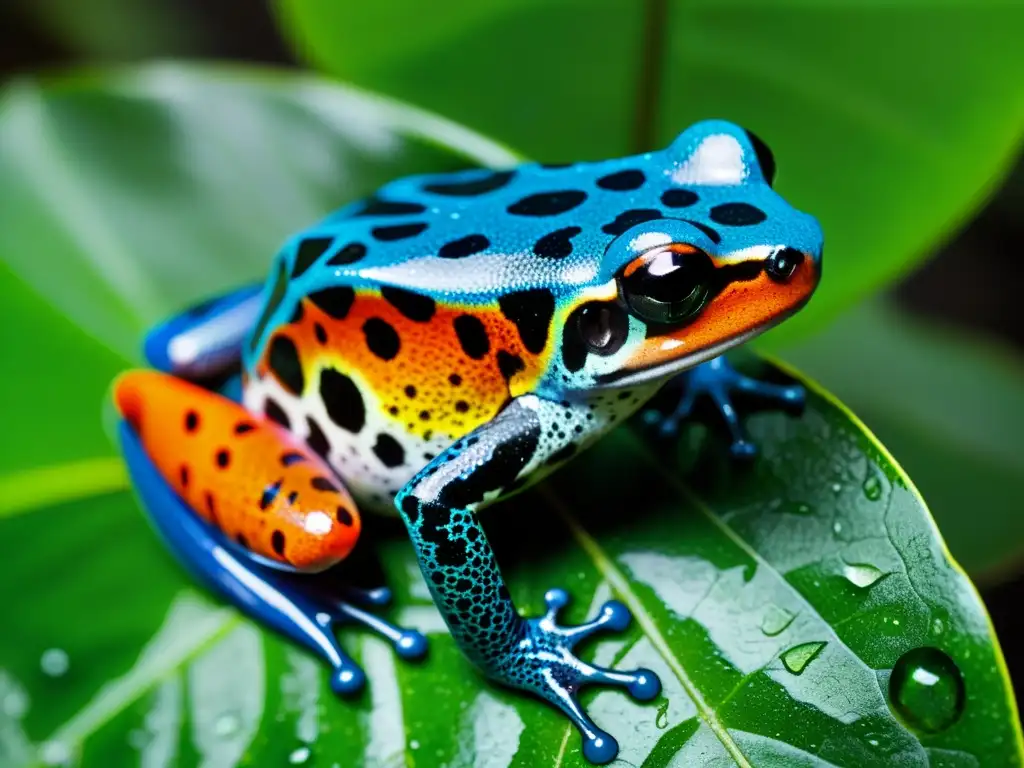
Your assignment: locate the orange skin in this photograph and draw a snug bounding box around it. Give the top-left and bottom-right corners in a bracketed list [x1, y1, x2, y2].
[114, 370, 360, 571]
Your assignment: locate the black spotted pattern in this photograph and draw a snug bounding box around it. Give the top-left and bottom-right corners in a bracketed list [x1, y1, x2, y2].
[498, 289, 555, 354]
[308, 286, 355, 319]
[597, 169, 645, 191]
[264, 399, 291, 429]
[268, 335, 304, 395]
[508, 190, 586, 217]
[382, 286, 435, 322]
[423, 170, 514, 197]
[497, 351, 525, 381]
[745, 129, 777, 186]
[533, 226, 581, 259]
[311, 476, 339, 492]
[271, 530, 286, 557]
[260, 479, 283, 510]
[372, 223, 428, 241]
[292, 237, 332, 278]
[601, 208, 662, 236]
[320, 368, 365, 433]
[327, 242, 367, 266]
[363, 318, 401, 360]
[374, 433, 405, 468]
[453, 315, 490, 359]
[709, 203, 767, 226]
[439, 234, 490, 259]
[661, 189, 699, 208]
[184, 410, 199, 433]
[356, 199, 426, 216]
[306, 416, 331, 459]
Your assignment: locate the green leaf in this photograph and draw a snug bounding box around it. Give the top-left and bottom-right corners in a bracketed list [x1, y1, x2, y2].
[780, 299, 1024, 584]
[0, 63, 520, 362]
[273, 0, 1024, 344]
[0, 65, 1019, 764]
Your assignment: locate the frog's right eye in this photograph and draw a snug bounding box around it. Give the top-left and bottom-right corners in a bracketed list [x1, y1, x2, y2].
[619, 244, 714, 326]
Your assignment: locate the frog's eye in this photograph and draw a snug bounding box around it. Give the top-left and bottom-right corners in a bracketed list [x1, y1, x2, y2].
[619, 244, 714, 325]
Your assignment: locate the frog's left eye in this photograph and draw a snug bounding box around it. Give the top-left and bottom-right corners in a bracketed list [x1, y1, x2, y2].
[619, 244, 713, 325]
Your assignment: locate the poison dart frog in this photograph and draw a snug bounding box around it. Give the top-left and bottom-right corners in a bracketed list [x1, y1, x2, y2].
[114, 120, 823, 764]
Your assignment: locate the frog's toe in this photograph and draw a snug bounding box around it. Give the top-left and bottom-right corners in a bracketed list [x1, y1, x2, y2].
[505, 589, 661, 764]
[329, 592, 429, 662]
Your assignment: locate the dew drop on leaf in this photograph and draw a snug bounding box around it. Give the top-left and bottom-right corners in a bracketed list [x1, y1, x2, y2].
[288, 745, 312, 764]
[40, 648, 69, 677]
[888, 647, 965, 733]
[760, 605, 796, 636]
[842, 562, 885, 589]
[781, 641, 827, 675]
[39, 740, 71, 766]
[213, 712, 240, 738]
[862, 475, 883, 501]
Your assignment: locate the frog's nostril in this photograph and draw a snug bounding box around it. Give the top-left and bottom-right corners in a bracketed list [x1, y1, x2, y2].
[765, 247, 805, 283]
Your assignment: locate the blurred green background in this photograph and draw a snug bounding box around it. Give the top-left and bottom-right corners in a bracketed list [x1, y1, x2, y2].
[1, 0, 1023, 751]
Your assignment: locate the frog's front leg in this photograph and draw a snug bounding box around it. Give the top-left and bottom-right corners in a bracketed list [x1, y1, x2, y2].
[646, 355, 805, 459]
[114, 371, 426, 694]
[395, 396, 660, 765]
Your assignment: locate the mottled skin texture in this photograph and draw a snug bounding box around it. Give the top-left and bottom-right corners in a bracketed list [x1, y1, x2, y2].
[115, 120, 823, 764]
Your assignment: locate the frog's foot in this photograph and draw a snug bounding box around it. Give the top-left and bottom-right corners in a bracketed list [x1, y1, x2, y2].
[503, 589, 661, 764]
[117, 418, 427, 696]
[644, 355, 804, 459]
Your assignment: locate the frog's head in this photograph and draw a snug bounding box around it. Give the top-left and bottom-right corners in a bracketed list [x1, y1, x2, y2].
[559, 120, 822, 389]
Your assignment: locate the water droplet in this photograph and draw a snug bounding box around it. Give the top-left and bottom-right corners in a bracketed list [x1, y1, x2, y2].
[862, 475, 883, 501]
[2, 688, 28, 718]
[410, 740, 421, 750]
[843, 562, 885, 589]
[932, 618, 945, 636]
[781, 641, 827, 675]
[889, 647, 964, 733]
[832, 521, 843, 535]
[782, 501, 814, 516]
[831, 482, 842, 494]
[655, 699, 670, 729]
[761, 605, 796, 637]
[39, 740, 71, 766]
[288, 745, 312, 765]
[40, 648, 69, 677]
[213, 712, 240, 738]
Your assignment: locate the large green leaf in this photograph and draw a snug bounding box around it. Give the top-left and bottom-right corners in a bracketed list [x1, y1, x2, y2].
[0, 65, 1019, 765]
[782, 300, 1024, 584]
[273, 0, 1024, 345]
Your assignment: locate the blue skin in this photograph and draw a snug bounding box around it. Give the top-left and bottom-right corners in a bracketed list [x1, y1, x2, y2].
[120, 120, 823, 764]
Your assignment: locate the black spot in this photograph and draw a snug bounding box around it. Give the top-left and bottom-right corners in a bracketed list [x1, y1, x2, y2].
[435, 423, 541, 510]
[745, 129, 777, 186]
[498, 289, 555, 354]
[184, 410, 199, 433]
[405, 385, 417, 398]
[204, 491, 218, 523]
[453, 315, 489, 359]
[419, 410, 431, 421]
[546, 443, 578, 465]
[320, 369, 365, 433]
[709, 203, 767, 226]
[264, 399, 291, 429]
[682, 219, 722, 244]
[179, 464, 190, 488]
[292, 237, 332, 278]
[271, 530, 286, 557]
[312, 476, 338, 492]
[308, 286, 355, 319]
[363, 318, 401, 360]
[287, 491, 298, 505]
[260, 478, 283, 510]
[533, 226, 582, 260]
[382, 286, 435, 322]
[314, 323, 328, 344]
[449, 373, 463, 386]
[439, 234, 490, 259]
[373, 434, 405, 468]
[601, 208, 662, 236]
[661, 189, 699, 208]
[216, 449, 231, 469]
[372, 222, 428, 241]
[268, 336, 305, 395]
[280, 451, 305, 467]
[497, 351, 525, 381]
[508, 190, 587, 217]
[326, 242, 367, 266]
[336, 506, 353, 526]
[540, 163, 572, 169]
[289, 302, 304, 324]
[597, 169, 645, 191]
[455, 400, 469, 413]
[234, 420, 256, 435]
[423, 170, 514, 197]
[236, 534, 249, 549]
[401, 495, 421, 523]
[356, 198, 427, 216]
[306, 417, 331, 458]
[249, 259, 288, 353]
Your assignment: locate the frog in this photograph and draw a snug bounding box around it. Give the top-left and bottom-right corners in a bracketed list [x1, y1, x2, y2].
[113, 119, 823, 764]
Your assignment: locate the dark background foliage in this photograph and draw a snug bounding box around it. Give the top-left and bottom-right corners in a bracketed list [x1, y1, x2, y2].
[3, 0, 1023, 712]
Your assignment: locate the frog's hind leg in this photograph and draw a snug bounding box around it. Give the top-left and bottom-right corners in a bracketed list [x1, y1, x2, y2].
[645, 355, 804, 459]
[114, 371, 426, 694]
[143, 283, 264, 384]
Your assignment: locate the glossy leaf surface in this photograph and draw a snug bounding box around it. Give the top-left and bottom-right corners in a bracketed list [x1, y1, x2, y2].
[274, 0, 1024, 346]
[0, 65, 1019, 766]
